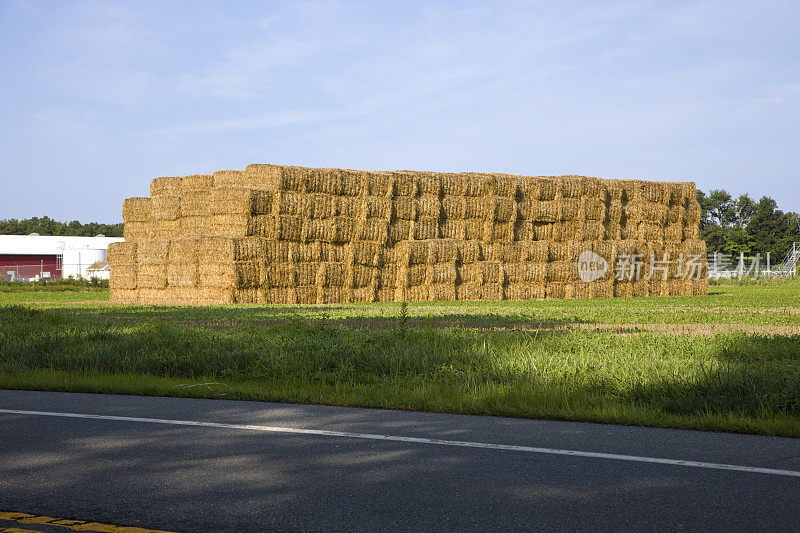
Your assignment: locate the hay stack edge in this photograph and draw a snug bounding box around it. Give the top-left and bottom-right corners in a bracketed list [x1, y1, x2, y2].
[108, 164, 709, 305]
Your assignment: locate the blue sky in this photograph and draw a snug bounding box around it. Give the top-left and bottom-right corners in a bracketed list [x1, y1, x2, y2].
[1, 0, 798, 223]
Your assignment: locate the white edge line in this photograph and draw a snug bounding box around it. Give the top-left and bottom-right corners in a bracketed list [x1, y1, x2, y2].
[2, 408, 799, 479]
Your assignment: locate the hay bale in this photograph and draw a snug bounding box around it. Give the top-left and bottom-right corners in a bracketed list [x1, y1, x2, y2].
[393, 196, 416, 220]
[123, 221, 153, 242]
[440, 220, 466, 240]
[108, 242, 137, 265]
[364, 196, 392, 219]
[463, 219, 484, 241]
[150, 177, 182, 197]
[122, 198, 153, 222]
[182, 174, 214, 191]
[167, 263, 198, 288]
[414, 218, 439, 240]
[110, 264, 137, 290]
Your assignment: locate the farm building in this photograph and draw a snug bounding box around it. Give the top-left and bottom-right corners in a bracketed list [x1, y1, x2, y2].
[109, 164, 709, 305]
[0, 235, 124, 281]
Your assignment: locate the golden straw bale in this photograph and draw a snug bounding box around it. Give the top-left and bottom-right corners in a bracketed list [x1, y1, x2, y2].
[632, 280, 650, 297]
[137, 264, 167, 289]
[137, 240, 170, 265]
[122, 197, 153, 222]
[318, 287, 348, 304]
[392, 172, 417, 196]
[202, 214, 249, 237]
[123, 221, 154, 242]
[650, 280, 670, 297]
[167, 263, 198, 288]
[364, 196, 392, 219]
[557, 198, 582, 221]
[357, 219, 389, 243]
[339, 170, 364, 196]
[441, 197, 466, 219]
[417, 194, 441, 219]
[212, 170, 247, 188]
[295, 286, 317, 304]
[294, 263, 317, 285]
[393, 196, 416, 220]
[582, 221, 606, 241]
[365, 171, 392, 196]
[614, 282, 633, 298]
[414, 218, 439, 240]
[317, 262, 347, 287]
[488, 221, 514, 243]
[683, 225, 700, 240]
[493, 197, 516, 222]
[504, 283, 540, 300]
[665, 223, 683, 243]
[483, 242, 514, 263]
[234, 288, 264, 304]
[605, 180, 625, 201]
[564, 282, 592, 299]
[427, 240, 459, 263]
[110, 288, 138, 303]
[352, 242, 382, 266]
[108, 242, 137, 265]
[558, 176, 585, 198]
[538, 178, 558, 201]
[593, 241, 617, 264]
[505, 263, 546, 284]
[180, 191, 211, 217]
[265, 263, 296, 288]
[351, 265, 375, 288]
[200, 237, 265, 263]
[545, 282, 566, 299]
[667, 204, 686, 224]
[243, 164, 292, 191]
[547, 261, 577, 282]
[151, 196, 181, 221]
[641, 181, 665, 204]
[638, 222, 665, 242]
[430, 263, 457, 284]
[440, 220, 466, 240]
[110, 265, 137, 290]
[376, 287, 396, 302]
[407, 264, 427, 286]
[272, 190, 308, 216]
[554, 221, 581, 242]
[150, 177, 182, 197]
[463, 219, 484, 240]
[209, 188, 272, 215]
[168, 239, 199, 264]
[404, 285, 427, 302]
[583, 198, 605, 221]
[513, 219, 535, 241]
[429, 284, 457, 302]
[334, 196, 359, 218]
[532, 222, 556, 241]
[153, 220, 181, 240]
[351, 286, 376, 302]
[460, 261, 501, 284]
[669, 279, 691, 296]
[607, 200, 623, 222]
[441, 174, 468, 196]
[199, 261, 262, 289]
[454, 283, 482, 301]
[463, 174, 484, 197]
[457, 241, 482, 264]
[533, 201, 558, 223]
[685, 200, 701, 225]
[692, 278, 709, 295]
[621, 224, 639, 241]
[182, 174, 214, 191]
[592, 280, 614, 298]
[494, 175, 519, 198]
[416, 173, 441, 196]
[685, 239, 707, 257]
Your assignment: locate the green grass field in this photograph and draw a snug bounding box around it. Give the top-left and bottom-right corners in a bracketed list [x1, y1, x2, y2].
[1, 280, 799, 436]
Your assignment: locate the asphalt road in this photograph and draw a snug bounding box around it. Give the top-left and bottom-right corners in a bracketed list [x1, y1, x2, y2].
[1, 390, 799, 532]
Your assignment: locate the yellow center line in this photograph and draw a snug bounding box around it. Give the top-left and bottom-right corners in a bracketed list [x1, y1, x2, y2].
[0, 513, 175, 533]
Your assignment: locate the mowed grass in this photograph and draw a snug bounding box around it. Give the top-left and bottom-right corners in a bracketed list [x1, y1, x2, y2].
[1, 280, 799, 437]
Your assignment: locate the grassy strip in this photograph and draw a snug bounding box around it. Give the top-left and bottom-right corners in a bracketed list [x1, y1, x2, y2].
[1, 304, 799, 437]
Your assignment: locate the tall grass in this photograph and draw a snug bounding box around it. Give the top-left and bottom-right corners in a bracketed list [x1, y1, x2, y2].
[1, 304, 798, 436]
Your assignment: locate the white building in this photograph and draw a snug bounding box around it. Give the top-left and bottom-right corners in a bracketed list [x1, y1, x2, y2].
[0, 234, 124, 281]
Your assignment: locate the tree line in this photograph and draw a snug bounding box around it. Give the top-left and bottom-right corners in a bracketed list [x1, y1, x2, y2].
[0, 216, 123, 238]
[697, 190, 799, 259]
[2, 192, 799, 259]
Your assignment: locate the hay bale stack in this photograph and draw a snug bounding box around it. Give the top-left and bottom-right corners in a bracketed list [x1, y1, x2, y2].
[110, 165, 708, 304]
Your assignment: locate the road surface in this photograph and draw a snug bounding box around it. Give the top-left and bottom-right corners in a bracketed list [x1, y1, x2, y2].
[1, 390, 799, 532]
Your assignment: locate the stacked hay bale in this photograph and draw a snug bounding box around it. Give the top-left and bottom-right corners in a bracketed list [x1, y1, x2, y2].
[109, 165, 708, 304]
